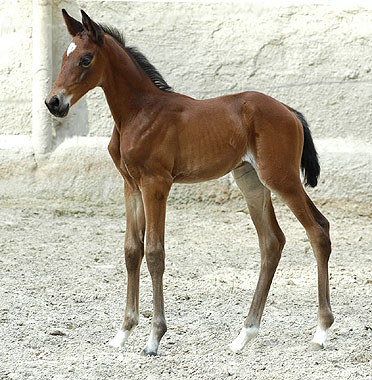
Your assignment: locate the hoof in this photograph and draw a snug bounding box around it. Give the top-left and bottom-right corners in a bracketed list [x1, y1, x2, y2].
[141, 348, 158, 357]
[310, 341, 325, 351]
[109, 338, 124, 348]
[228, 342, 243, 354]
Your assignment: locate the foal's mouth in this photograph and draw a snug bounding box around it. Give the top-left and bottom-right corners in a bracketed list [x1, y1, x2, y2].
[55, 103, 70, 118]
[45, 100, 70, 118]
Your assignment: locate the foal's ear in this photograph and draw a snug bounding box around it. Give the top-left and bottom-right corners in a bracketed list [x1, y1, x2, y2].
[62, 9, 83, 37]
[81, 10, 103, 45]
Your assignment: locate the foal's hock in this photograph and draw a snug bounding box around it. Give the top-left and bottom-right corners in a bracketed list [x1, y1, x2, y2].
[45, 9, 334, 355]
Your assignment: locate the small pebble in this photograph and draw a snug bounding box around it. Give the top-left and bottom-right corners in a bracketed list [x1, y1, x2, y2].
[49, 329, 66, 336]
[141, 310, 152, 318]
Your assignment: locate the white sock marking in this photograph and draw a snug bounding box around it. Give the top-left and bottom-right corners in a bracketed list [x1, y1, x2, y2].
[143, 331, 159, 354]
[109, 328, 133, 348]
[312, 326, 328, 348]
[229, 326, 259, 353]
[67, 42, 77, 57]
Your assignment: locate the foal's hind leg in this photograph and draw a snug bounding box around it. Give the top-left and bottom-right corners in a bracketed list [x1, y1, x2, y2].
[269, 180, 334, 349]
[230, 163, 286, 353]
[109, 180, 145, 347]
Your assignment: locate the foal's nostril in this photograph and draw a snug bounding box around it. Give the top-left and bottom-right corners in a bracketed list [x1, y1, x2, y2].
[49, 96, 60, 110]
[45, 95, 69, 117]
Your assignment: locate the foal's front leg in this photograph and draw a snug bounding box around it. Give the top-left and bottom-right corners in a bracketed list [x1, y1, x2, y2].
[110, 181, 145, 348]
[140, 179, 171, 356]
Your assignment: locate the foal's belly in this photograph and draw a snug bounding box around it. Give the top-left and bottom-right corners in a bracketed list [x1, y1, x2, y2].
[173, 167, 233, 184]
[172, 146, 244, 184]
[170, 99, 249, 183]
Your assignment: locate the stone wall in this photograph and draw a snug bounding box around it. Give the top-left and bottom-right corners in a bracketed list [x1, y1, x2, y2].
[0, 1, 371, 204]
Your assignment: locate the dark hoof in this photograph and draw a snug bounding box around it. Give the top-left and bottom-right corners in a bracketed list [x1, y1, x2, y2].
[141, 348, 158, 357]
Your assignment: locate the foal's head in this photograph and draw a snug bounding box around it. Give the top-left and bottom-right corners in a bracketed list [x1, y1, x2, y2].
[45, 10, 106, 117]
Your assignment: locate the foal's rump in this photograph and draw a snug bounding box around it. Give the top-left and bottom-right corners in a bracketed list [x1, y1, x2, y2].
[239, 91, 319, 189]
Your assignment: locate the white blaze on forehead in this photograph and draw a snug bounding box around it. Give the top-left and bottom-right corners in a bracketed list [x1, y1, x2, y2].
[67, 42, 77, 57]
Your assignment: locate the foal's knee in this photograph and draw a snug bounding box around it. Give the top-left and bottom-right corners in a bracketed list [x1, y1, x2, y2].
[125, 243, 144, 272]
[145, 245, 165, 276]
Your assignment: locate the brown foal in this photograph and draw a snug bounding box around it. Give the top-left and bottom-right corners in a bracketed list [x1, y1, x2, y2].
[45, 10, 334, 355]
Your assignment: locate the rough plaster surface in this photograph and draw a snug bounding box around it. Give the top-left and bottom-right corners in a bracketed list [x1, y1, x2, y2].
[0, 1, 371, 203]
[52, 1, 372, 140]
[0, 0, 33, 135]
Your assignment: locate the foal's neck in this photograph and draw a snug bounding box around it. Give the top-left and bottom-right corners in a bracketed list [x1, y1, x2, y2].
[100, 36, 159, 129]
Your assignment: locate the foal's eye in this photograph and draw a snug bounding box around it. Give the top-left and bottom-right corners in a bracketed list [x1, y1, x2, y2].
[80, 55, 92, 68]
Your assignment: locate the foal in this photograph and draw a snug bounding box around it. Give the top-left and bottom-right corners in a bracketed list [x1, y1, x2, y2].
[45, 10, 334, 355]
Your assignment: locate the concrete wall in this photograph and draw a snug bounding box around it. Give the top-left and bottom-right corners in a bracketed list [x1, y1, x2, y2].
[0, 1, 371, 204]
[0, 0, 33, 135]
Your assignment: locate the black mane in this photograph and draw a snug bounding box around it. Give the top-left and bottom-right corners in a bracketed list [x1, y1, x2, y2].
[99, 24, 173, 92]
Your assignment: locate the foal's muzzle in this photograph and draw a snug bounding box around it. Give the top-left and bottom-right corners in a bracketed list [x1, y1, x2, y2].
[45, 95, 70, 118]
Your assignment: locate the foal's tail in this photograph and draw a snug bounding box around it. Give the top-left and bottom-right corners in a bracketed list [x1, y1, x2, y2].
[292, 109, 320, 188]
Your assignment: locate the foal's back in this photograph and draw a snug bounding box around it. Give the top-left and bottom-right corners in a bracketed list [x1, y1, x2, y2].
[162, 90, 302, 184]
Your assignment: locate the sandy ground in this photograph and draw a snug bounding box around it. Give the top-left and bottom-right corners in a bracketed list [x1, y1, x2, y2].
[0, 196, 371, 380]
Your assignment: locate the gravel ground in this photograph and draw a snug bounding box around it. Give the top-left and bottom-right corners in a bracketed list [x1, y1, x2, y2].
[0, 196, 371, 380]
